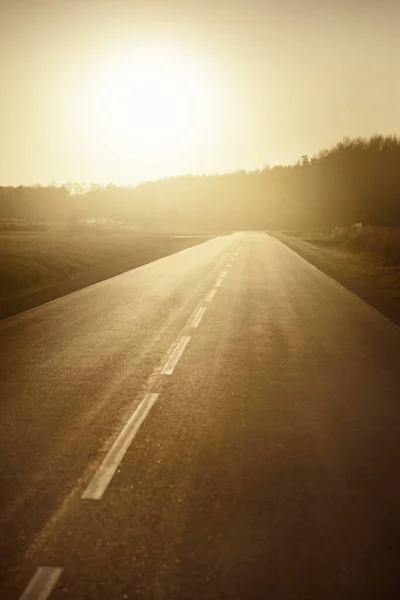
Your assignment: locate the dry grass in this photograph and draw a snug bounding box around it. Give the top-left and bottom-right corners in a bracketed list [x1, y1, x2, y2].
[0, 226, 211, 311]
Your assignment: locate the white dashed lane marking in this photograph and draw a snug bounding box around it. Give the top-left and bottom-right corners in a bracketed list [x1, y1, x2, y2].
[19, 567, 62, 600]
[161, 335, 191, 375]
[189, 306, 207, 328]
[205, 288, 217, 303]
[82, 392, 160, 500]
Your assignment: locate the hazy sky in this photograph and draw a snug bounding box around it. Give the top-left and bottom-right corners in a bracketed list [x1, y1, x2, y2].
[1, 0, 399, 186]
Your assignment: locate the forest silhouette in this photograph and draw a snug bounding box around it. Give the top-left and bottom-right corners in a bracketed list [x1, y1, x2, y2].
[1, 135, 399, 233]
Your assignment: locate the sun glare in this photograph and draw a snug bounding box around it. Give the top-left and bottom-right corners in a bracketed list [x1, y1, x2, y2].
[75, 42, 220, 181]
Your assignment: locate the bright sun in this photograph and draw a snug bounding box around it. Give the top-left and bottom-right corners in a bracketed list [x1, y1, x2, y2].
[76, 42, 220, 181]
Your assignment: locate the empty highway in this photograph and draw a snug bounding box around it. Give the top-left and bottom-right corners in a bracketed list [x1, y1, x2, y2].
[1, 232, 400, 600]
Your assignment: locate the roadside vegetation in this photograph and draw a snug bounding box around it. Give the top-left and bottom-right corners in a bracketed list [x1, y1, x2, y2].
[322, 226, 400, 264]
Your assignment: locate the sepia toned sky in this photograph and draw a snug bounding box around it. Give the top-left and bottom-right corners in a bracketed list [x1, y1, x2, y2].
[0, 0, 399, 186]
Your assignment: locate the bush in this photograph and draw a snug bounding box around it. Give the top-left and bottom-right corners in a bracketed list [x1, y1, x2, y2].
[330, 226, 400, 264]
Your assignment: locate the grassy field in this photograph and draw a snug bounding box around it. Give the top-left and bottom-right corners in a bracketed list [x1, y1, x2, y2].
[0, 226, 212, 319]
[272, 226, 400, 326]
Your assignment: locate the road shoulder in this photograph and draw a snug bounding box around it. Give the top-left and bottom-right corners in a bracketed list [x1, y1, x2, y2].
[271, 232, 400, 327]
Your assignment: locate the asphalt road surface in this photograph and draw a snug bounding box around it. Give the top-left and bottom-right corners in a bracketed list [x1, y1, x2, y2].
[1, 232, 400, 600]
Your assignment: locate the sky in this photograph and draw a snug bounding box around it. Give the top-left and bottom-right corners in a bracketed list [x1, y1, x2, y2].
[0, 0, 399, 186]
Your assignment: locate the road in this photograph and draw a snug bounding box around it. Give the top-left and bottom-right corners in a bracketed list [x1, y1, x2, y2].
[1, 232, 400, 600]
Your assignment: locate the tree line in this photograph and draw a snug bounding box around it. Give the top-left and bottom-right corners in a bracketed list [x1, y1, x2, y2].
[1, 134, 399, 233]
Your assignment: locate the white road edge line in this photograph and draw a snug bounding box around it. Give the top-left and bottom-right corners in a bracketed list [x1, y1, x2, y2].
[205, 288, 217, 303]
[190, 306, 207, 328]
[161, 336, 191, 375]
[19, 567, 62, 600]
[82, 393, 159, 500]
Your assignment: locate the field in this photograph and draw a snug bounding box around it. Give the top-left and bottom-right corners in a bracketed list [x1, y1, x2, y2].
[0, 225, 212, 319]
[273, 226, 400, 326]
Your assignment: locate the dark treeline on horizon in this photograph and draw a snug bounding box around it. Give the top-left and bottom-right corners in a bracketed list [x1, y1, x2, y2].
[1, 135, 400, 233]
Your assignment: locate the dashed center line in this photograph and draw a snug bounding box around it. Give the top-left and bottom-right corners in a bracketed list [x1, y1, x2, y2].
[190, 306, 207, 328]
[17, 242, 244, 594]
[205, 288, 217, 303]
[19, 567, 62, 600]
[82, 392, 160, 500]
[161, 335, 191, 375]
